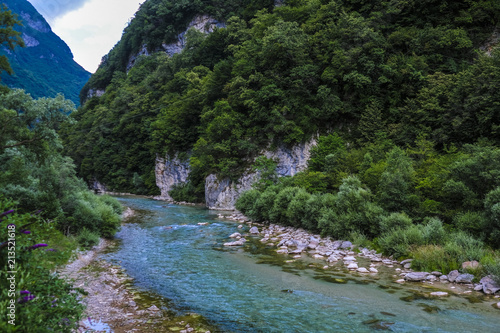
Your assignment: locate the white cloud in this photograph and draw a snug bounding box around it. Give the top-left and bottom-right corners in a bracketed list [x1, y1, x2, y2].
[29, 0, 92, 22]
[43, 0, 143, 73]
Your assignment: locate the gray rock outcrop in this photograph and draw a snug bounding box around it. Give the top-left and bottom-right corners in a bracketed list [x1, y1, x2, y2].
[155, 153, 190, 201]
[447, 270, 460, 283]
[455, 273, 474, 284]
[480, 276, 500, 294]
[205, 139, 316, 210]
[127, 15, 226, 71]
[404, 272, 429, 282]
[205, 172, 258, 210]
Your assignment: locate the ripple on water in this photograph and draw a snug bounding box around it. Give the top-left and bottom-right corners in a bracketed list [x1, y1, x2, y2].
[105, 196, 500, 333]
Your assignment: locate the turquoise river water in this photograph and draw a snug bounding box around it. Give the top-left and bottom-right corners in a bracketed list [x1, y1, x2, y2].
[102, 195, 500, 332]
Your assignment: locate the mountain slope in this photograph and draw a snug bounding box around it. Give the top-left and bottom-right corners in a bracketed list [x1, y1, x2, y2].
[0, 0, 90, 106]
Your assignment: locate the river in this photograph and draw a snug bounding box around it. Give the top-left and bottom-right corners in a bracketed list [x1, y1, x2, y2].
[101, 195, 500, 332]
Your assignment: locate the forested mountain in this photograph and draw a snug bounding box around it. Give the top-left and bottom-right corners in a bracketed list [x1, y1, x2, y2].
[0, 0, 90, 106]
[66, 0, 499, 195]
[63, 0, 500, 264]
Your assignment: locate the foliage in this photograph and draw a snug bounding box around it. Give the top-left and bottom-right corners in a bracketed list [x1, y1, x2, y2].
[0, 3, 24, 77]
[0, 89, 122, 238]
[0, 198, 84, 332]
[66, 0, 500, 201]
[77, 228, 101, 249]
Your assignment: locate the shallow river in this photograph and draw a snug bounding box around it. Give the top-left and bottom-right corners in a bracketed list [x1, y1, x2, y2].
[102, 196, 500, 332]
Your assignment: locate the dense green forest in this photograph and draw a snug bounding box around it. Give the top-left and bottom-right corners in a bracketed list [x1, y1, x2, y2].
[0, 6, 121, 331]
[63, 0, 500, 273]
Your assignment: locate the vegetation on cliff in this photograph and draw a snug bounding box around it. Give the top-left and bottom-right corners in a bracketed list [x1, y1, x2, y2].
[63, 0, 499, 198]
[62, 0, 500, 269]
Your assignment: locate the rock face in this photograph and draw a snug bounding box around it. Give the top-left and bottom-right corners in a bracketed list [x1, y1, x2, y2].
[205, 172, 258, 210]
[205, 139, 316, 210]
[127, 15, 226, 71]
[155, 154, 190, 201]
[162, 15, 226, 57]
[89, 179, 108, 194]
[87, 89, 106, 99]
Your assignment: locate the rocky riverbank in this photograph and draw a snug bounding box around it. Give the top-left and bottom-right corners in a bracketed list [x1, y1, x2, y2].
[59, 207, 214, 333]
[219, 212, 500, 304]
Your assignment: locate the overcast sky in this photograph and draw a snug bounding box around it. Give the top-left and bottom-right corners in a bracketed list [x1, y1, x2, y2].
[29, 0, 144, 73]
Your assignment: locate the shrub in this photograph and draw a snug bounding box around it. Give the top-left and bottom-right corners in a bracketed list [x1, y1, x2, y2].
[421, 217, 447, 245]
[269, 187, 301, 225]
[453, 211, 488, 239]
[286, 188, 311, 228]
[250, 185, 281, 222]
[235, 189, 261, 217]
[379, 212, 413, 233]
[483, 257, 500, 284]
[378, 222, 429, 258]
[484, 186, 500, 247]
[444, 231, 486, 263]
[98, 195, 123, 215]
[411, 245, 459, 273]
[77, 228, 101, 249]
[301, 193, 335, 232]
[320, 176, 384, 238]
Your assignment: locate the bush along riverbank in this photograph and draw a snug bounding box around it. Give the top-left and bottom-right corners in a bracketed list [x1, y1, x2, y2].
[220, 211, 500, 304]
[233, 140, 500, 300]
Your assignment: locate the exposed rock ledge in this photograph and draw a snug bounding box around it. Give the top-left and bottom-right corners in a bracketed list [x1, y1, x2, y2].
[126, 14, 226, 71]
[155, 153, 190, 201]
[205, 139, 317, 210]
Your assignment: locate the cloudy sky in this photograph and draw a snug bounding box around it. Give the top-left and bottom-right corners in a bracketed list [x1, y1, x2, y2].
[29, 0, 144, 73]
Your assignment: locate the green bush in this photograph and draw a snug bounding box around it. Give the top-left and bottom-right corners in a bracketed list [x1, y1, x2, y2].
[0, 199, 84, 332]
[269, 187, 301, 225]
[483, 257, 500, 284]
[98, 195, 123, 215]
[77, 228, 101, 249]
[286, 188, 311, 228]
[444, 231, 486, 264]
[411, 245, 459, 273]
[453, 211, 488, 239]
[248, 185, 281, 222]
[380, 212, 413, 234]
[235, 189, 261, 216]
[421, 217, 447, 245]
[378, 224, 426, 258]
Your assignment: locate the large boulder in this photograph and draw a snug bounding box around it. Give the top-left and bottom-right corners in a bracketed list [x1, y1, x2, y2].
[480, 276, 500, 294]
[447, 270, 460, 283]
[462, 261, 480, 270]
[455, 273, 474, 284]
[404, 272, 429, 282]
[340, 241, 353, 249]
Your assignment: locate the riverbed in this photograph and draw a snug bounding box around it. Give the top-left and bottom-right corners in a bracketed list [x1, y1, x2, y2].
[101, 195, 499, 332]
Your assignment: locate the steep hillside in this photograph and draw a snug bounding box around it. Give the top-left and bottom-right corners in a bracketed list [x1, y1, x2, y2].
[64, 0, 499, 197]
[0, 0, 90, 106]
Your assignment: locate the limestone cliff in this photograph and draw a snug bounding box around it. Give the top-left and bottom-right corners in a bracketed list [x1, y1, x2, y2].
[155, 154, 190, 201]
[126, 15, 225, 72]
[205, 139, 317, 210]
[155, 139, 316, 209]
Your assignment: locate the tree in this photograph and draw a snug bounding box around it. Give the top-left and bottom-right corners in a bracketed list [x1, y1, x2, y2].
[0, 4, 25, 78]
[0, 89, 75, 152]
